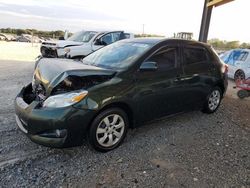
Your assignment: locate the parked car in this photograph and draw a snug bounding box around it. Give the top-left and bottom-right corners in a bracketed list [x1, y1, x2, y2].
[40, 30, 134, 59]
[0, 35, 5, 41]
[15, 38, 228, 152]
[220, 49, 250, 80]
[0, 33, 16, 41]
[16, 34, 32, 42]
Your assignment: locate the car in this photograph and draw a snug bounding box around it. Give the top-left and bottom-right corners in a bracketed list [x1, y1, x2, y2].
[15, 38, 228, 152]
[40, 30, 134, 59]
[220, 49, 250, 81]
[16, 34, 32, 43]
[0, 33, 16, 41]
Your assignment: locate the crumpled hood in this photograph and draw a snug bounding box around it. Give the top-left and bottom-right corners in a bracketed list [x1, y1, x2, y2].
[43, 40, 84, 48]
[56, 40, 84, 48]
[33, 58, 116, 96]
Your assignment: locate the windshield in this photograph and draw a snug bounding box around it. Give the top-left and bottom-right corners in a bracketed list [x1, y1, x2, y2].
[82, 41, 152, 69]
[67, 31, 97, 42]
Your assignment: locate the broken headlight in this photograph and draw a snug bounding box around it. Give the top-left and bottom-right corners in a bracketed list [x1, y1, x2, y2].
[43, 90, 88, 108]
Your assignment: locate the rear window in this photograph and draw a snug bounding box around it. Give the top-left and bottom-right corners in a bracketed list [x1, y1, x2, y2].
[183, 47, 208, 65]
[237, 51, 248, 61]
[221, 50, 249, 65]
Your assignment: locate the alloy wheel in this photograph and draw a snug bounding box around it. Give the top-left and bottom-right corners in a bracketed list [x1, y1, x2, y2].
[234, 70, 245, 81]
[208, 90, 221, 111]
[96, 114, 125, 147]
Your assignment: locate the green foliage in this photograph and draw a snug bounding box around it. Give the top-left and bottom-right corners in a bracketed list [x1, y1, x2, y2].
[0, 28, 69, 39]
[208, 38, 249, 50]
[240, 42, 250, 49]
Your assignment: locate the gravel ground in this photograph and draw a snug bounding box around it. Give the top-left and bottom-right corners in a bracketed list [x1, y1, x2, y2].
[0, 60, 249, 188]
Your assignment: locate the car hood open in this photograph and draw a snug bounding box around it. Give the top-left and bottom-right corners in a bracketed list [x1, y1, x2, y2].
[33, 58, 116, 96]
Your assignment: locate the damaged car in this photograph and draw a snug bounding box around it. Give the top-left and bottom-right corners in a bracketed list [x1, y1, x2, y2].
[15, 38, 228, 152]
[40, 30, 134, 59]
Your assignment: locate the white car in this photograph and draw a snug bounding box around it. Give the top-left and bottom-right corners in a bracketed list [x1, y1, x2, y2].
[220, 49, 250, 80]
[40, 31, 134, 59]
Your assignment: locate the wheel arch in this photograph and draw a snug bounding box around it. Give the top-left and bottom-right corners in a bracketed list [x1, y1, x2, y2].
[215, 81, 225, 95]
[88, 102, 135, 130]
[234, 69, 245, 78]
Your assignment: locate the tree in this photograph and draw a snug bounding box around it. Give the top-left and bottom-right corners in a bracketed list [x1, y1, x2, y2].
[240, 42, 250, 49]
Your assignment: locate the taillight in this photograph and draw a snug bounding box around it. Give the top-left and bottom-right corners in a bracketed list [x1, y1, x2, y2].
[221, 63, 228, 74]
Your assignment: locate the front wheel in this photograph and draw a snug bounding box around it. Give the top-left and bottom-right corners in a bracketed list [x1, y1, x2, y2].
[88, 108, 129, 152]
[202, 87, 222, 114]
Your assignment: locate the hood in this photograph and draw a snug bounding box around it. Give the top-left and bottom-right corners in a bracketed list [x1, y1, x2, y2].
[33, 58, 116, 96]
[42, 40, 84, 48]
[56, 40, 84, 48]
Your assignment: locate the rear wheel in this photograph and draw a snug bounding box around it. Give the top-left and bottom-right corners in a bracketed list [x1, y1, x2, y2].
[88, 108, 129, 152]
[202, 87, 222, 114]
[234, 70, 245, 81]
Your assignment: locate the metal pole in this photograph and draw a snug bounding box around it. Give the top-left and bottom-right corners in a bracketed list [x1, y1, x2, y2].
[32, 31, 33, 47]
[199, 0, 213, 43]
[142, 24, 145, 36]
[203, 6, 213, 42]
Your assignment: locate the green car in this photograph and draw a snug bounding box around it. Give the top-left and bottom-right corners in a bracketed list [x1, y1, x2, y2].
[15, 38, 228, 152]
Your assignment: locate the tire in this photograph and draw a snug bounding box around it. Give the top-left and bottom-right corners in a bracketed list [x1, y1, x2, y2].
[88, 108, 129, 152]
[237, 90, 249, 99]
[234, 70, 245, 82]
[202, 87, 222, 114]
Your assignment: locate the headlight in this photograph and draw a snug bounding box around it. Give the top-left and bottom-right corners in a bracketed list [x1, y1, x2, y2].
[43, 91, 88, 108]
[64, 48, 71, 54]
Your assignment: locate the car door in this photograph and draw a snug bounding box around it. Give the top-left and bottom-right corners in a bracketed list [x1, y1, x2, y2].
[180, 45, 216, 109]
[92, 32, 123, 51]
[231, 50, 249, 77]
[226, 50, 240, 77]
[134, 45, 184, 123]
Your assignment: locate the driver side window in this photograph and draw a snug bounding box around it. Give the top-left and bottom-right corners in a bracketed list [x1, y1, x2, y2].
[147, 47, 177, 71]
[101, 33, 112, 45]
[100, 32, 121, 45]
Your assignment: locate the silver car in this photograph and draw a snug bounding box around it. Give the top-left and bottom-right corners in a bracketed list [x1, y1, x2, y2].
[220, 49, 250, 80]
[40, 31, 134, 59]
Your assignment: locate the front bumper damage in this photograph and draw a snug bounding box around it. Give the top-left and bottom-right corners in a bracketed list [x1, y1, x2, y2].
[14, 83, 96, 148]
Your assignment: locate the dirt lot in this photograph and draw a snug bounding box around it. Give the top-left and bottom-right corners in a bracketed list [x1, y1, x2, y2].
[0, 41, 40, 62]
[0, 60, 249, 188]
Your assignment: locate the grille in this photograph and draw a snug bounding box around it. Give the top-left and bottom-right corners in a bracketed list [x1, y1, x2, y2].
[42, 42, 56, 46]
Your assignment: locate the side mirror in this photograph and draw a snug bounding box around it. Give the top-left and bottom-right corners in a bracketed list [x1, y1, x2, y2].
[140, 61, 158, 71]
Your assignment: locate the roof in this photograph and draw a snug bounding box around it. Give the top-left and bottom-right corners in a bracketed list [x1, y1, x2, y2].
[122, 37, 165, 44]
[121, 37, 210, 47]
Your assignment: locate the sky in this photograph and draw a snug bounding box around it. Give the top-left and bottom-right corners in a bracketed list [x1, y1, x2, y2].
[0, 0, 248, 42]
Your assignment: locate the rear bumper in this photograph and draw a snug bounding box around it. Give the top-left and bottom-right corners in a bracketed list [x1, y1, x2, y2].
[14, 84, 96, 148]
